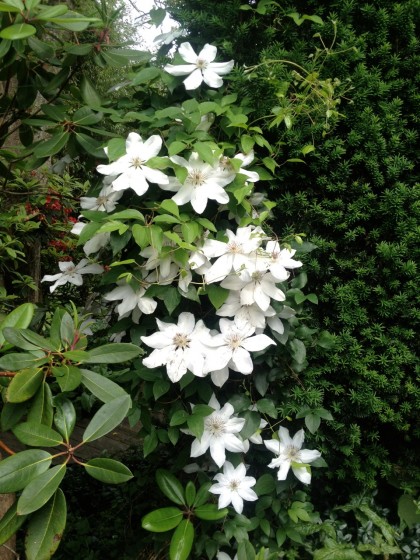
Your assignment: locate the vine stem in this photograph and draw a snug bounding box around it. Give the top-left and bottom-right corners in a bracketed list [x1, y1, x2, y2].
[0, 439, 15, 456]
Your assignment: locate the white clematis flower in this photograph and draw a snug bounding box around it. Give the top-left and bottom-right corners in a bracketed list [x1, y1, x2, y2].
[141, 312, 210, 382]
[41, 259, 104, 293]
[97, 132, 168, 196]
[159, 152, 233, 214]
[190, 394, 246, 467]
[264, 427, 321, 485]
[70, 220, 110, 256]
[80, 184, 123, 212]
[218, 151, 260, 183]
[210, 461, 257, 514]
[103, 281, 157, 323]
[164, 42, 234, 90]
[221, 269, 285, 312]
[203, 226, 266, 284]
[204, 317, 275, 375]
[265, 241, 302, 281]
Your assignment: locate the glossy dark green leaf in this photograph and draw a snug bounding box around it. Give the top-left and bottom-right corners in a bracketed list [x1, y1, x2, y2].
[0, 450, 51, 493]
[256, 398, 278, 419]
[82, 343, 142, 364]
[0, 23, 36, 40]
[3, 328, 56, 351]
[36, 4, 68, 19]
[34, 130, 69, 157]
[17, 464, 66, 515]
[52, 365, 82, 392]
[240, 410, 261, 440]
[131, 66, 160, 85]
[1, 401, 27, 431]
[206, 284, 229, 310]
[83, 395, 131, 443]
[53, 398, 76, 442]
[80, 369, 127, 403]
[0, 502, 27, 547]
[237, 540, 256, 560]
[194, 503, 228, 520]
[184, 481, 196, 507]
[156, 469, 185, 506]
[192, 482, 211, 508]
[83, 458, 133, 484]
[75, 132, 103, 157]
[72, 106, 102, 125]
[13, 422, 63, 447]
[141, 507, 183, 532]
[0, 352, 46, 372]
[255, 474, 276, 496]
[169, 519, 194, 560]
[27, 36, 54, 59]
[6, 367, 44, 402]
[25, 489, 67, 560]
[0, 303, 34, 349]
[28, 383, 53, 427]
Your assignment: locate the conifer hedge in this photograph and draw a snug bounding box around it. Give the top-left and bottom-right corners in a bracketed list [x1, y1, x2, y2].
[166, 0, 420, 496]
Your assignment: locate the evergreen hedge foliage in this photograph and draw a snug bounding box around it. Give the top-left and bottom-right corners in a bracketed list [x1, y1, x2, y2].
[166, 0, 420, 495]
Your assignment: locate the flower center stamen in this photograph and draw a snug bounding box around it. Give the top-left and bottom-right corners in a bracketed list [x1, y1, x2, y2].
[228, 479, 240, 491]
[173, 332, 190, 349]
[227, 241, 242, 254]
[285, 445, 301, 462]
[206, 415, 226, 437]
[131, 156, 143, 168]
[187, 169, 206, 187]
[226, 333, 243, 350]
[96, 195, 108, 206]
[196, 58, 208, 69]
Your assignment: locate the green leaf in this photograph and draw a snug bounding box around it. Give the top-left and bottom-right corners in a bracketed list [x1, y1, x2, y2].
[169, 519, 194, 560]
[255, 473, 276, 496]
[169, 409, 189, 427]
[6, 367, 44, 402]
[163, 287, 181, 315]
[169, 141, 187, 156]
[156, 469, 185, 506]
[187, 414, 204, 439]
[3, 328, 56, 352]
[83, 395, 131, 443]
[36, 5, 68, 18]
[131, 66, 161, 85]
[80, 369, 127, 403]
[52, 365, 82, 392]
[194, 503, 228, 520]
[141, 507, 183, 533]
[206, 284, 229, 310]
[238, 540, 256, 560]
[84, 458, 133, 484]
[0, 23, 36, 40]
[0, 449, 51, 493]
[25, 489, 67, 560]
[0, 1, 22, 12]
[196, 217, 217, 232]
[181, 221, 201, 244]
[27, 36, 55, 59]
[81, 76, 102, 107]
[13, 422, 63, 447]
[289, 338, 306, 364]
[83, 343, 142, 364]
[241, 134, 255, 154]
[313, 546, 364, 560]
[305, 413, 321, 434]
[301, 144, 315, 155]
[153, 379, 171, 401]
[317, 331, 336, 350]
[75, 132, 103, 157]
[192, 482, 211, 507]
[0, 303, 34, 350]
[54, 398, 76, 442]
[256, 398, 278, 419]
[398, 494, 420, 529]
[108, 209, 145, 221]
[1, 402, 26, 431]
[33, 131, 69, 158]
[0, 502, 26, 547]
[17, 464, 66, 515]
[143, 429, 158, 457]
[160, 199, 180, 218]
[132, 224, 149, 248]
[185, 481, 196, 507]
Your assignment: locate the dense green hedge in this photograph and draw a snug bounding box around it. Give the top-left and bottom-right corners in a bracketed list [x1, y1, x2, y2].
[166, 0, 420, 495]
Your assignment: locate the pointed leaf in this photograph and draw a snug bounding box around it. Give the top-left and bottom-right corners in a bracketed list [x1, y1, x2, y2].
[156, 469, 185, 506]
[28, 383, 54, 427]
[142, 507, 183, 532]
[84, 458, 133, 484]
[1, 402, 27, 431]
[13, 422, 63, 447]
[83, 395, 131, 443]
[169, 519, 194, 560]
[82, 343, 142, 364]
[0, 353, 47, 372]
[34, 131, 69, 158]
[25, 489, 67, 560]
[53, 398, 76, 442]
[3, 327, 56, 351]
[0, 450, 51, 493]
[17, 464, 66, 515]
[6, 368, 44, 402]
[0, 303, 34, 349]
[0, 23, 36, 40]
[0, 502, 27, 547]
[80, 369, 127, 403]
[194, 503, 228, 520]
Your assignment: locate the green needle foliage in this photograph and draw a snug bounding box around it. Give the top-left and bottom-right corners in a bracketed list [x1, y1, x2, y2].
[165, 0, 420, 494]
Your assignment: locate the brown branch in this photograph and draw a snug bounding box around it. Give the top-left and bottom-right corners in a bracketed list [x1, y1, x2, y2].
[0, 372, 16, 378]
[0, 439, 15, 456]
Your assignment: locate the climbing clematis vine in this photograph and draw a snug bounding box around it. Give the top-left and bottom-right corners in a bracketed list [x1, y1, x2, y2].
[164, 42, 234, 90]
[209, 461, 258, 514]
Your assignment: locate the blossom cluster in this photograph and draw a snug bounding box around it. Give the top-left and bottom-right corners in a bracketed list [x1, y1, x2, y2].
[41, 42, 321, 518]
